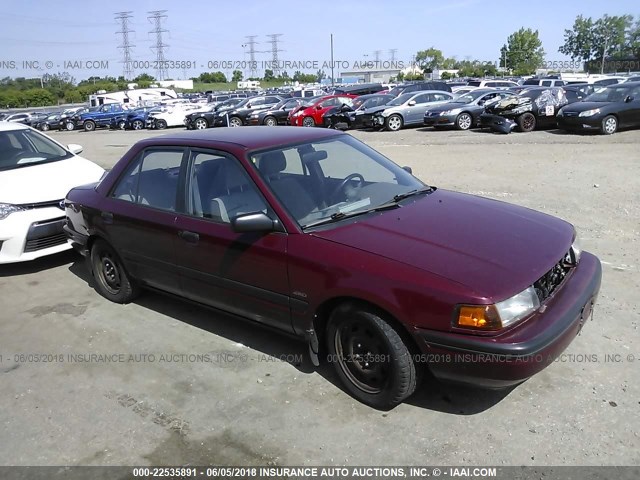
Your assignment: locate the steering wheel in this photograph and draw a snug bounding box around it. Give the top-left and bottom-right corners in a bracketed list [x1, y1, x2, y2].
[330, 173, 365, 203]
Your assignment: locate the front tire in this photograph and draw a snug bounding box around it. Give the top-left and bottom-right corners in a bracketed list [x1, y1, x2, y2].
[326, 302, 417, 409]
[90, 239, 139, 304]
[132, 119, 144, 130]
[65, 121, 75, 131]
[385, 114, 403, 132]
[601, 115, 618, 135]
[84, 120, 96, 132]
[517, 112, 536, 132]
[455, 112, 473, 130]
[41, 123, 50, 131]
[155, 119, 167, 130]
[228, 116, 242, 127]
[302, 116, 315, 127]
[264, 116, 277, 127]
[194, 118, 208, 130]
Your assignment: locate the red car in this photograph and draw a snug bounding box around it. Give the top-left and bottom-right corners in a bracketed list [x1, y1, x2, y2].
[64, 127, 601, 409]
[289, 94, 357, 127]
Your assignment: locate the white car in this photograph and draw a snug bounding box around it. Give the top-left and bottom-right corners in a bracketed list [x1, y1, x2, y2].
[147, 104, 206, 129]
[0, 122, 105, 263]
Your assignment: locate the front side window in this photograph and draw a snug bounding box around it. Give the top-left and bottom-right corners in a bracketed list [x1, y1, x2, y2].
[111, 148, 184, 211]
[250, 136, 424, 228]
[187, 150, 267, 223]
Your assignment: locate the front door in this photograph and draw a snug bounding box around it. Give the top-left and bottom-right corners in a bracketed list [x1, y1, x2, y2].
[173, 149, 292, 332]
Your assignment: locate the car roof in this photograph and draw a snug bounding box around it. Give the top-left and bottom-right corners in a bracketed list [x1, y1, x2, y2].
[0, 121, 29, 131]
[143, 125, 343, 150]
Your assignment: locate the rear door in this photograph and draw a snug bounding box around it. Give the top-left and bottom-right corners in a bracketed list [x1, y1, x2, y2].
[173, 149, 292, 332]
[101, 147, 187, 294]
[620, 85, 640, 127]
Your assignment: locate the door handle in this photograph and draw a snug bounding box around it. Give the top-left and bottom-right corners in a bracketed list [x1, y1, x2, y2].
[100, 211, 113, 224]
[178, 230, 199, 244]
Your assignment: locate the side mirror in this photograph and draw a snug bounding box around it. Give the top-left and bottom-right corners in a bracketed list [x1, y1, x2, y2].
[67, 144, 83, 155]
[316, 105, 323, 110]
[231, 212, 275, 233]
[408, 100, 416, 106]
[624, 95, 634, 103]
[402, 166, 413, 174]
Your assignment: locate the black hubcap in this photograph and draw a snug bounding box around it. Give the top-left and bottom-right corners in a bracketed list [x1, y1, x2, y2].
[99, 255, 121, 294]
[335, 319, 390, 394]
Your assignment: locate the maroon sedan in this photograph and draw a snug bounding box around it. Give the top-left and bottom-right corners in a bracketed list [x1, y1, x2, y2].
[63, 127, 601, 409]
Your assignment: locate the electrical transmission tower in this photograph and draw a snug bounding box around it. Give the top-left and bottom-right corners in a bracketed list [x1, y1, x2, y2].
[389, 49, 398, 62]
[115, 11, 135, 80]
[245, 35, 258, 78]
[374, 50, 382, 63]
[266, 34, 284, 76]
[148, 10, 169, 81]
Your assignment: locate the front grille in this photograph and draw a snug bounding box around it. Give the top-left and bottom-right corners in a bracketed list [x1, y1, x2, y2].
[563, 112, 579, 117]
[18, 199, 64, 210]
[534, 251, 574, 303]
[24, 233, 67, 252]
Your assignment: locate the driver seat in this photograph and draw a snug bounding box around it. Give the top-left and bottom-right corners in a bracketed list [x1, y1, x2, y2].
[258, 151, 316, 220]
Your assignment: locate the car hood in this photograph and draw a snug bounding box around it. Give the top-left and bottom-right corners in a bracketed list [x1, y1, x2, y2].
[310, 189, 574, 300]
[425, 102, 477, 113]
[0, 156, 105, 204]
[560, 101, 612, 112]
[359, 105, 389, 115]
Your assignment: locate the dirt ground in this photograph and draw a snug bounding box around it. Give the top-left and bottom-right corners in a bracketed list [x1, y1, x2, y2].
[0, 125, 638, 466]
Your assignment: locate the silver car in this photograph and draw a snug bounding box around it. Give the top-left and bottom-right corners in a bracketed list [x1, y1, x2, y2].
[373, 90, 455, 131]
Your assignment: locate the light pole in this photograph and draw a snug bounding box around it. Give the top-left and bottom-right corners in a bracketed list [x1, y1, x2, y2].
[330, 34, 334, 87]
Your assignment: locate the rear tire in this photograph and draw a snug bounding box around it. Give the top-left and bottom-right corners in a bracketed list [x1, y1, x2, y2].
[90, 239, 139, 304]
[326, 302, 417, 409]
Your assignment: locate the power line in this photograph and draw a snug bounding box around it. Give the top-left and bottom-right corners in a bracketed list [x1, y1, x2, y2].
[115, 11, 135, 80]
[266, 34, 284, 76]
[245, 35, 258, 78]
[148, 10, 169, 80]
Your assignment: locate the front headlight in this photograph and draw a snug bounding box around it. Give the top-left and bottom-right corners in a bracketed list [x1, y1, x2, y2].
[579, 108, 600, 117]
[0, 203, 25, 220]
[454, 286, 540, 331]
[440, 109, 460, 116]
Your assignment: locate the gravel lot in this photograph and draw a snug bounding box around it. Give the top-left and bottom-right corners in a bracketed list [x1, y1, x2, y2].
[1, 125, 639, 467]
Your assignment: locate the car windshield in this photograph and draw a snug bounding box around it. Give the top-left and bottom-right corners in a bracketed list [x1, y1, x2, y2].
[387, 86, 406, 97]
[452, 90, 487, 104]
[0, 128, 72, 171]
[250, 135, 427, 229]
[466, 81, 482, 87]
[387, 92, 415, 106]
[585, 85, 632, 102]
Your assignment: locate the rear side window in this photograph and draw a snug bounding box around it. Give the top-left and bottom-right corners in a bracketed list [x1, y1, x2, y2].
[111, 148, 185, 211]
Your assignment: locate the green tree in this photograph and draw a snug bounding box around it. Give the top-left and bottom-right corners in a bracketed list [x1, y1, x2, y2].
[560, 14, 634, 64]
[231, 70, 243, 82]
[316, 69, 326, 82]
[415, 47, 445, 73]
[263, 69, 275, 81]
[500, 27, 545, 75]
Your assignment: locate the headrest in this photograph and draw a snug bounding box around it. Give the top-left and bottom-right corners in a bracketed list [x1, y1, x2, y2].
[258, 151, 286, 176]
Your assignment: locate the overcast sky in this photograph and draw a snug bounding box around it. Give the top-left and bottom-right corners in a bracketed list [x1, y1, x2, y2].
[1, 0, 638, 81]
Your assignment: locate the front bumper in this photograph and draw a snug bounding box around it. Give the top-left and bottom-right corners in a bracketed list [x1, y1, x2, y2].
[557, 115, 602, 131]
[480, 113, 517, 133]
[415, 252, 602, 388]
[0, 207, 69, 264]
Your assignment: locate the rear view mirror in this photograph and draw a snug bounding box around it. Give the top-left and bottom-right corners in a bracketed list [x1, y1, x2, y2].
[302, 150, 328, 163]
[231, 212, 275, 233]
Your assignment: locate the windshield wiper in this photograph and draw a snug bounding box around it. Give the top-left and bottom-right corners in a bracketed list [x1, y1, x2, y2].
[391, 186, 436, 203]
[301, 202, 401, 229]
